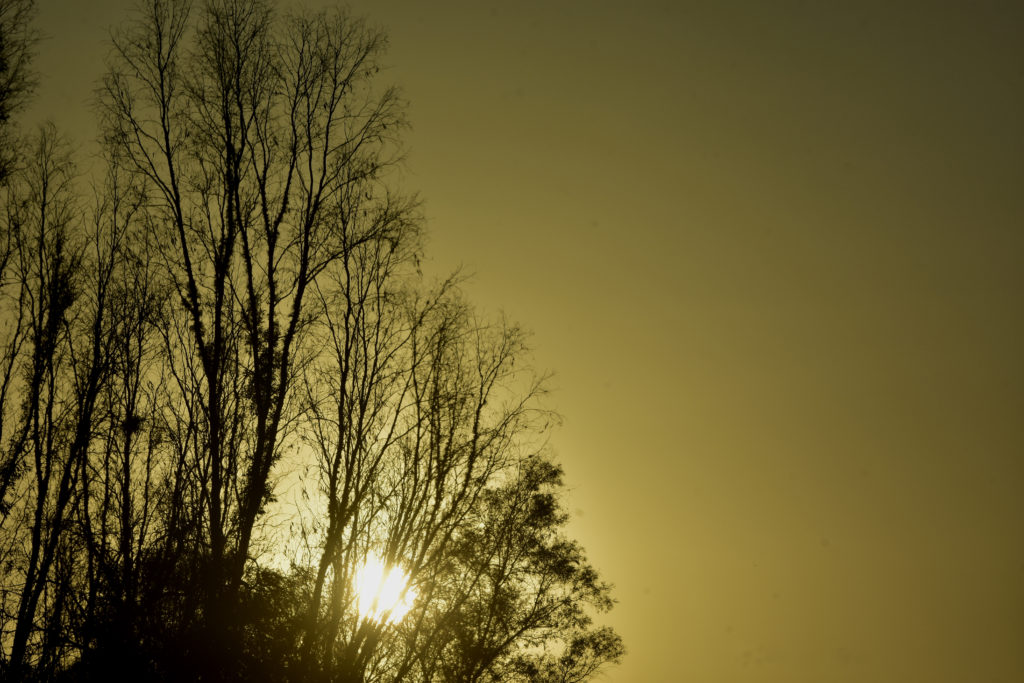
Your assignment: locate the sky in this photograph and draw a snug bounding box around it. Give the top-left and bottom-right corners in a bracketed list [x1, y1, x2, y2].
[26, 0, 1024, 681]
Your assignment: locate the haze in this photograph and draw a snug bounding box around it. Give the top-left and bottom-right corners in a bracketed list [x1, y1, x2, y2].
[27, 1, 1023, 680]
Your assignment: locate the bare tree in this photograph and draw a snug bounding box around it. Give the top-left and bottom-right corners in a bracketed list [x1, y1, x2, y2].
[99, 0, 407, 646]
[0, 124, 119, 679]
[0, 0, 37, 184]
[73, 152, 168, 676]
[295, 169, 422, 675]
[291, 242, 622, 682]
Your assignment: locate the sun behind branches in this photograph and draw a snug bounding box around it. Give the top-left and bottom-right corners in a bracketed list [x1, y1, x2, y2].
[353, 554, 418, 625]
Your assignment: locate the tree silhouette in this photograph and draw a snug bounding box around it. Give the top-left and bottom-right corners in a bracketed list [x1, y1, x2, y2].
[0, 0, 37, 184]
[0, 1, 623, 681]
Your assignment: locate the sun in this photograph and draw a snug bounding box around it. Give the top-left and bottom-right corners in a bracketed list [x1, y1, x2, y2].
[353, 553, 417, 625]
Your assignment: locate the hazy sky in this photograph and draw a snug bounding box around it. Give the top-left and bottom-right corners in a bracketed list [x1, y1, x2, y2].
[27, 1, 1024, 680]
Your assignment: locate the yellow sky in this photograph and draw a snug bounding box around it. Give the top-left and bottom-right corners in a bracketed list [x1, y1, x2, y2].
[27, 1, 1024, 680]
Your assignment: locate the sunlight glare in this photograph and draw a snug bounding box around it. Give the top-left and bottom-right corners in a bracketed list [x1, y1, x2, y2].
[353, 553, 417, 624]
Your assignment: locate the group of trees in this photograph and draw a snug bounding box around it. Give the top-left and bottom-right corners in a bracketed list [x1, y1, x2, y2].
[0, 1, 622, 681]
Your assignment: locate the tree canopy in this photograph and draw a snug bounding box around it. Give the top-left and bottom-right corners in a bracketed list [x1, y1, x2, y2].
[0, 1, 623, 681]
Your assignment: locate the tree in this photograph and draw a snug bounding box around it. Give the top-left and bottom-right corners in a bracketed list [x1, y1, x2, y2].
[97, 2, 409, 666]
[0, 0, 37, 184]
[0, 1, 623, 681]
[0, 124, 117, 681]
